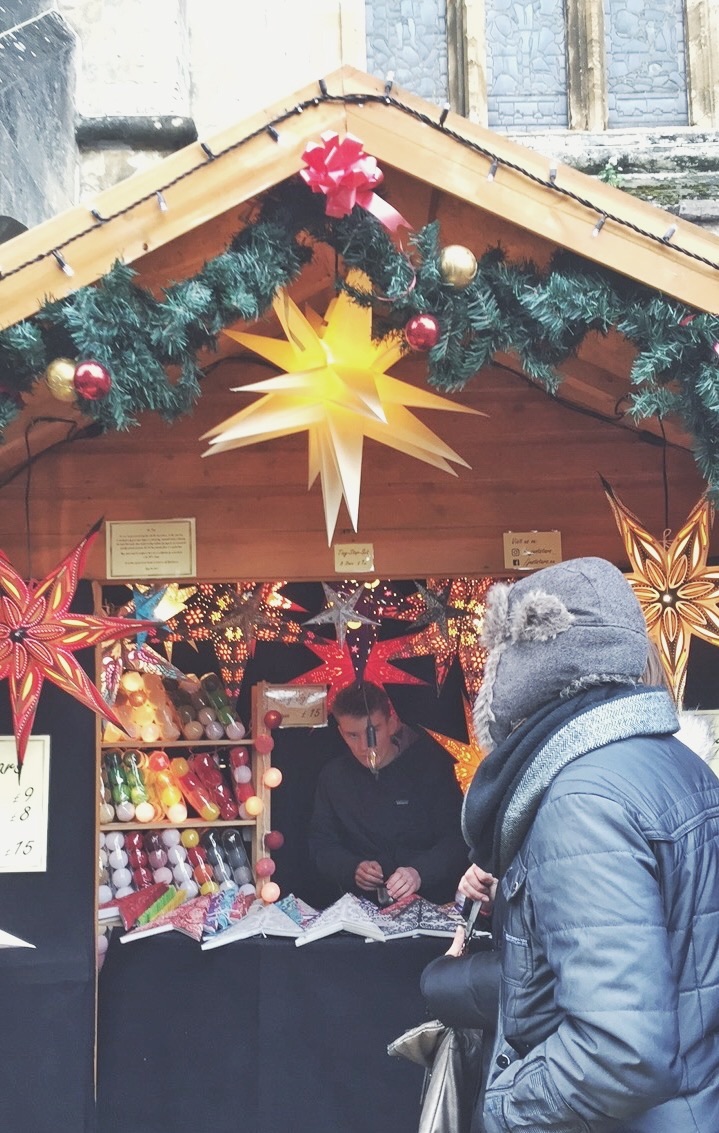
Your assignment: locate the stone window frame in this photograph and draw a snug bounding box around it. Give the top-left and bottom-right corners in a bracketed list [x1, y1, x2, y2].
[445, 0, 719, 131]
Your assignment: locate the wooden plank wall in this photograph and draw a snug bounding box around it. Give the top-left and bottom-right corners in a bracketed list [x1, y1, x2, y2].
[0, 353, 709, 581]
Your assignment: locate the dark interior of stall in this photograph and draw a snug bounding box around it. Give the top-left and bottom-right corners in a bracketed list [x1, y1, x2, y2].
[0, 576, 717, 1133]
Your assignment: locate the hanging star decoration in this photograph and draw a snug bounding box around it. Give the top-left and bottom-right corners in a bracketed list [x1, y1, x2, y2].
[425, 696, 488, 793]
[168, 582, 304, 697]
[129, 583, 197, 646]
[100, 638, 188, 708]
[0, 520, 157, 767]
[388, 577, 495, 698]
[603, 477, 719, 704]
[291, 633, 427, 706]
[303, 583, 379, 647]
[202, 270, 482, 542]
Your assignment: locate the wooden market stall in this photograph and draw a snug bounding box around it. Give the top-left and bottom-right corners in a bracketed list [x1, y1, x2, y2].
[1, 68, 719, 1133]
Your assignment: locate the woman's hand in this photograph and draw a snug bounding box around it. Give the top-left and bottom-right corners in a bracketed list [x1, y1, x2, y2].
[445, 925, 466, 957]
[458, 864, 498, 911]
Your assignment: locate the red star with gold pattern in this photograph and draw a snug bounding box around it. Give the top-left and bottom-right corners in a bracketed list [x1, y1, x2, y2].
[425, 696, 488, 793]
[0, 520, 156, 767]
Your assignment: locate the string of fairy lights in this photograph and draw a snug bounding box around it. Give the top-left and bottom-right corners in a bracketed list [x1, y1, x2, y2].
[2, 76, 718, 286]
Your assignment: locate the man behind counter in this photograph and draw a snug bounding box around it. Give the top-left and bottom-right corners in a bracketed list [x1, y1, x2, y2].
[308, 681, 468, 905]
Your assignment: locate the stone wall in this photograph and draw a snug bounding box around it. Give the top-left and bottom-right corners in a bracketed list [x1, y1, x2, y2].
[0, 2, 77, 229]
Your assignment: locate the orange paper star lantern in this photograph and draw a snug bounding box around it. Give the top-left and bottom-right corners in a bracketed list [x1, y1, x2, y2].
[0, 520, 155, 766]
[425, 696, 487, 793]
[603, 478, 719, 704]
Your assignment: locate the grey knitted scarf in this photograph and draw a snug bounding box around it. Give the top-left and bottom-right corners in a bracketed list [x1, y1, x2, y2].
[462, 684, 678, 878]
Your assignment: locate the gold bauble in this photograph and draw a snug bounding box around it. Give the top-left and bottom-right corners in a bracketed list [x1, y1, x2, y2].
[45, 357, 77, 402]
[439, 245, 478, 289]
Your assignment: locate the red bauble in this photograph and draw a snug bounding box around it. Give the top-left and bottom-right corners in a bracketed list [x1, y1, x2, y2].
[263, 709, 283, 730]
[404, 313, 440, 351]
[264, 830, 285, 851]
[73, 360, 112, 400]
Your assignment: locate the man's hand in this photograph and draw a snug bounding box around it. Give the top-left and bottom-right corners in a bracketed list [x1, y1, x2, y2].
[386, 865, 421, 900]
[458, 864, 498, 912]
[355, 860, 385, 890]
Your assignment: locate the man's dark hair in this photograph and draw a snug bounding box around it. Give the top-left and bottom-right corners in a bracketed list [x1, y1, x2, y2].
[332, 680, 391, 720]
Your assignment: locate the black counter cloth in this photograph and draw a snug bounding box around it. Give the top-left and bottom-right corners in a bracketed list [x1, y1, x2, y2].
[97, 932, 449, 1133]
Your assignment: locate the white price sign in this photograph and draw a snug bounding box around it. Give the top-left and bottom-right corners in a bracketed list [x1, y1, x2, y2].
[0, 736, 50, 872]
[263, 685, 328, 728]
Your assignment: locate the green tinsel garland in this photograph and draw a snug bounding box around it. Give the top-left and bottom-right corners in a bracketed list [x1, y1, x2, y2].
[2, 178, 719, 494]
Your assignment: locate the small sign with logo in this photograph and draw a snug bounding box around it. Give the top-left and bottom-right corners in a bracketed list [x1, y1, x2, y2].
[503, 530, 562, 571]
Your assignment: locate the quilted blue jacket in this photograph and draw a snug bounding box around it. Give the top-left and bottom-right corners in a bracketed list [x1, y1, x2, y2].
[483, 732, 719, 1132]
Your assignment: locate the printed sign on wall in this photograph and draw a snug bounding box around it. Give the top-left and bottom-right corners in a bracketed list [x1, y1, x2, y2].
[0, 736, 50, 872]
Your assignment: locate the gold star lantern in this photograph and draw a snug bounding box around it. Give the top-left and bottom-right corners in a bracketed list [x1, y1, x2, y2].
[202, 271, 482, 543]
[603, 478, 719, 704]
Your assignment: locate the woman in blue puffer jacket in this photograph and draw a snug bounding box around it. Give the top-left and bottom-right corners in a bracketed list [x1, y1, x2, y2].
[423, 558, 719, 1132]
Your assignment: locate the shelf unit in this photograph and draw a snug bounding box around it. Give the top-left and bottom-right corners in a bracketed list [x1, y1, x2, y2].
[93, 582, 275, 911]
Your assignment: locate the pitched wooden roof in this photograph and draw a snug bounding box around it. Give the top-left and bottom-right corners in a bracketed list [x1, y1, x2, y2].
[1, 64, 716, 481]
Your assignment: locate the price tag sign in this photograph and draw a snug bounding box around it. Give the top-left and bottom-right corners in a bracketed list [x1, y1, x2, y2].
[0, 736, 50, 873]
[263, 685, 328, 729]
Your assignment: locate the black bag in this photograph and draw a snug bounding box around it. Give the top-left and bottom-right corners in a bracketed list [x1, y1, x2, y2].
[388, 1018, 484, 1133]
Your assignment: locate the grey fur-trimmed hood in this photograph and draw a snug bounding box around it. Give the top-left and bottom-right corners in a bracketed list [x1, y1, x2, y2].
[474, 558, 650, 749]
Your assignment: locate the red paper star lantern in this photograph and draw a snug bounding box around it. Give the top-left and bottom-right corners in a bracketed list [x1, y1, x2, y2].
[290, 633, 427, 706]
[0, 520, 156, 767]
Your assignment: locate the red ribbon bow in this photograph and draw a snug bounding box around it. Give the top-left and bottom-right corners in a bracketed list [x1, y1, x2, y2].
[300, 131, 409, 234]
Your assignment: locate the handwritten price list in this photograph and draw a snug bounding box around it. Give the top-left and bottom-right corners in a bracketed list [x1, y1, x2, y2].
[0, 736, 50, 873]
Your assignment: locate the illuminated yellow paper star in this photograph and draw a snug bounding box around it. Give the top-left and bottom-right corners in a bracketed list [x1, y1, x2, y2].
[603, 477, 719, 704]
[202, 270, 482, 542]
[425, 696, 487, 793]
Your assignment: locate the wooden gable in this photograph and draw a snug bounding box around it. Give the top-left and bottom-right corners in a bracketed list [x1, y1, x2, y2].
[0, 68, 715, 579]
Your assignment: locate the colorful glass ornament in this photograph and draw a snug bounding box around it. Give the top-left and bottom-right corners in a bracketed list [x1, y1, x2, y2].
[0, 520, 156, 766]
[425, 697, 487, 793]
[73, 360, 112, 400]
[203, 270, 480, 543]
[404, 313, 441, 351]
[603, 478, 719, 704]
[45, 357, 76, 403]
[438, 245, 478, 289]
